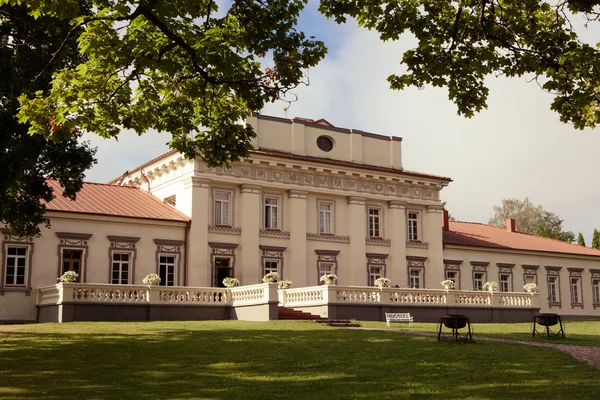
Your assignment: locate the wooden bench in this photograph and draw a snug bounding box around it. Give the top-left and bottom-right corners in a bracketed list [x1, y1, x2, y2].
[385, 312, 414, 328]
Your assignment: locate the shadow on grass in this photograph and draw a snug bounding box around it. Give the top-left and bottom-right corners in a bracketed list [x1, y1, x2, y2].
[0, 322, 599, 399]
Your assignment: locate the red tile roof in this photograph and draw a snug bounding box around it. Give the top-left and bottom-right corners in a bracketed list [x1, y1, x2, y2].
[444, 221, 600, 257]
[46, 180, 189, 222]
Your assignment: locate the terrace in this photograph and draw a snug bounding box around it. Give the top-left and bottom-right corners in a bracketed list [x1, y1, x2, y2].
[36, 283, 540, 323]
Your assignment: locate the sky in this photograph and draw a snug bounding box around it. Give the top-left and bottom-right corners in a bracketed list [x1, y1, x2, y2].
[83, 1, 600, 242]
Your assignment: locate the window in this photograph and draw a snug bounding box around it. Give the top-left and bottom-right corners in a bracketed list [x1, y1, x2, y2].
[318, 201, 333, 234]
[159, 255, 176, 286]
[368, 207, 382, 238]
[473, 272, 484, 291]
[316, 136, 334, 152]
[500, 273, 511, 292]
[111, 252, 131, 284]
[62, 249, 83, 282]
[548, 276, 559, 303]
[593, 279, 600, 305]
[318, 262, 334, 283]
[5, 247, 27, 286]
[264, 260, 279, 276]
[369, 266, 383, 286]
[409, 269, 422, 288]
[570, 277, 582, 305]
[264, 196, 279, 230]
[214, 191, 231, 225]
[445, 270, 458, 287]
[407, 211, 420, 241]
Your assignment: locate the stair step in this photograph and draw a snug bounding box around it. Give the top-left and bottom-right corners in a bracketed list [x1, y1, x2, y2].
[277, 306, 324, 321]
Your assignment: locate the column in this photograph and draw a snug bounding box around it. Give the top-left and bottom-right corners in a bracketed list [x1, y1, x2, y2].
[288, 190, 308, 286]
[425, 205, 445, 288]
[347, 196, 367, 285]
[388, 201, 407, 287]
[239, 184, 261, 285]
[183, 177, 211, 286]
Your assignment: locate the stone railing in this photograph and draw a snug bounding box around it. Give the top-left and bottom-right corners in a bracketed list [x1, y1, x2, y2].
[278, 285, 539, 309]
[36, 282, 277, 307]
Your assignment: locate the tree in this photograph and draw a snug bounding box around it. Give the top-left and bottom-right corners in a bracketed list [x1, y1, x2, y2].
[489, 198, 574, 243]
[0, 3, 96, 236]
[320, 1, 600, 129]
[5, 0, 326, 167]
[577, 232, 586, 246]
[489, 198, 544, 235]
[534, 211, 575, 244]
[592, 229, 600, 249]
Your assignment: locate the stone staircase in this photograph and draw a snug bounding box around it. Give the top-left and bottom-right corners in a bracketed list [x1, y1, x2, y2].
[278, 307, 360, 327]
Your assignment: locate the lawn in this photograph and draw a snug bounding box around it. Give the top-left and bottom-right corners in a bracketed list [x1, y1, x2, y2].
[359, 320, 600, 347]
[0, 321, 599, 400]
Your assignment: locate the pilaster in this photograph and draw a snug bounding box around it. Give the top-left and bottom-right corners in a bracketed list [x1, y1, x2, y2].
[347, 196, 367, 285]
[184, 177, 211, 286]
[425, 204, 445, 287]
[288, 190, 308, 286]
[388, 201, 407, 287]
[239, 184, 262, 285]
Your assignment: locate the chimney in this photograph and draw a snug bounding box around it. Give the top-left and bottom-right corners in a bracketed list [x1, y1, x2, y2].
[506, 218, 516, 233]
[442, 209, 450, 231]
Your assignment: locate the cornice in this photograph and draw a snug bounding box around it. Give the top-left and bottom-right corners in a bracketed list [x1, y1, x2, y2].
[196, 159, 441, 202]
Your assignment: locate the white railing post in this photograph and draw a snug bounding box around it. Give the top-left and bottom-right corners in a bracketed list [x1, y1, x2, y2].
[278, 289, 287, 306]
[445, 290, 456, 306]
[379, 288, 390, 305]
[264, 282, 278, 303]
[323, 284, 335, 304]
[147, 285, 160, 304]
[59, 282, 73, 303]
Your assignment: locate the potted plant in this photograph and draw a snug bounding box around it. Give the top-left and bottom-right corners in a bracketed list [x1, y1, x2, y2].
[142, 273, 161, 285]
[278, 280, 293, 289]
[483, 281, 498, 292]
[59, 271, 79, 283]
[440, 279, 455, 290]
[523, 283, 538, 293]
[262, 272, 279, 283]
[374, 277, 391, 288]
[222, 277, 240, 288]
[320, 273, 337, 285]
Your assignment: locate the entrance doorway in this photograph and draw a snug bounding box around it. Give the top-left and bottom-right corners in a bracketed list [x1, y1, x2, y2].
[214, 258, 233, 287]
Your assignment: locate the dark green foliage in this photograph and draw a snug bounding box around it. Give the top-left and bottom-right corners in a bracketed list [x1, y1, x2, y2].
[591, 229, 599, 249]
[0, 3, 96, 236]
[577, 232, 586, 246]
[319, 0, 600, 129]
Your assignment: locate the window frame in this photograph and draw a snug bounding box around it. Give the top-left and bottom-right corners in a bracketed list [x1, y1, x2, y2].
[408, 268, 422, 288]
[545, 266, 562, 308]
[55, 232, 92, 284]
[367, 205, 383, 238]
[1, 231, 34, 295]
[568, 268, 584, 308]
[260, 245, 286, 281]
[367, 253, 388, 286]
[263, 193, 282, 231]
[593, 279, 600, 307]
[158, 253, 177, 287]
[154, 238, 184, 286]
[317, 199, 335, 235]
[3, 246, 29, 288]
[499, 273, 511, 292]
[444, 260, 462, 290]
[473, 272, 485, 291]
[212, 188, 234, 227]
[407, 210, 421, 241]
[111, 251, 133, 285]
[315, 249, 339, 285]
[60, 248, 85, 283]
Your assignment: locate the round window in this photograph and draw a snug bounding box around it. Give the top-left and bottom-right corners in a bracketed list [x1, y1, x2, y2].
[316, 136, 334, 152]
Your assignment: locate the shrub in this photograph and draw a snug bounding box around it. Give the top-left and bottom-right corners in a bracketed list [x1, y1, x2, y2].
[262, 272, 279, 283]
[142, 273, 161, 285]
[59, 271, 79, 283]
[223, 277, 240, 288]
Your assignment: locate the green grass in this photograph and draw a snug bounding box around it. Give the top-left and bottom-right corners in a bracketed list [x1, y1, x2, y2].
[359, 320, 600, 347]
[0, 321, 599, 399]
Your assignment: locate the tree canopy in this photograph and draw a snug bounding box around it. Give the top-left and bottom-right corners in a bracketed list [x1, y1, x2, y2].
[592, 228, 600, 249]
[320, 0, 600, 129]
[4, 0, 326, 166]
[489, 198, 574, 242]
[0, 3, 96, 236]
[577, 232, 586, 246]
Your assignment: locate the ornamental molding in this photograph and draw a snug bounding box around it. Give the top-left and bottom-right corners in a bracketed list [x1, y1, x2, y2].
[1, 229, 34, 243]
[591, 269, 600, 278]
[259, 229, 290, 238]
[197, 160, 439, 201]
[107, 235, 140, 249]
[56, 232, 93, 246]
[208, 225, 242, 235]
[366, 237, 391, 246]
[470, 261, 490, 268]
[406, 240, 429, 249]
[307, 233, 350, 244]
[568, 268, 583, 277]
[154, 239, 183, 252]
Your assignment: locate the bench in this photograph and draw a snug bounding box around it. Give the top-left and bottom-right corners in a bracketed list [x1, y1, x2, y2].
[385, 312, 414, 328]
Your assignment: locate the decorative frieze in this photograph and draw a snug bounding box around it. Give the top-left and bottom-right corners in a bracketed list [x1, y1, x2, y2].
[307, 233, 350, 244]
[208, 225, 242, 235]
[407, 255, 427, 267]
[1, 228, 34, 243]
[365, 237, 391, 246]
[107, 236, 140, 249]
[153, 239, 183, 252]
[259, 229, 290, 238]
[56, 232, 93, 246]
[196, 160, 440, 200]
[406, 240, 429, 249]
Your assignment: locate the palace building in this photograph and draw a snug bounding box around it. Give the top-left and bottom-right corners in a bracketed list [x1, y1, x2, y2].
[2, 114, 599, 323]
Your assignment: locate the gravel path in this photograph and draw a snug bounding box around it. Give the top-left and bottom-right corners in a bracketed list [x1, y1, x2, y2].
[356, 327, 600, 369]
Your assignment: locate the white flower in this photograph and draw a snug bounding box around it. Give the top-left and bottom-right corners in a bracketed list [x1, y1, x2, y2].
[320, 274, 337, 284]
[278, 280, 293, 289]
[374, 277, 391, 288]
[223, 277, 240, 288]
[440, 280, 455, 289]
[483, 281, 498, 292]
[59, 271, 79, 282]
[262, 272, 279, 283]
[142, 273, 161, 285]
[523, 283, 538, 293]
